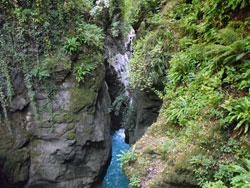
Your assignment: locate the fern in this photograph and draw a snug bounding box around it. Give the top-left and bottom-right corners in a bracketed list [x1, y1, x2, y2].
[202, 181, 228, 188]
[77, 22, 104, 49]
[206, 34, 250, 74]
[117, 148, 137, 166]
[226, 0, 248, 10]
[231, 159, 250, 188]
[216, 28, 240, 46]
[222, 97, 250, 134]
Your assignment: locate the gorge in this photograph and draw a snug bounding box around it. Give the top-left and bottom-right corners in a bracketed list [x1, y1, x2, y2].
[0, 1, 160, 187]
[0, 0, 250, 188]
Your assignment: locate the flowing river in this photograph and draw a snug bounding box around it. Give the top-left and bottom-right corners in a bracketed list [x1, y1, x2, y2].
[102, 129, 129, 188]
[103, 26, 135, 187]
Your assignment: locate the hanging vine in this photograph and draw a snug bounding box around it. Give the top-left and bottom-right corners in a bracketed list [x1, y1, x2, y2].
[0, 84, 12, 135]
[23, 60, 41, 126]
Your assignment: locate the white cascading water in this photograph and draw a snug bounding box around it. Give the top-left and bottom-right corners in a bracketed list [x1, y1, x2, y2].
[91, 0, 135, 100]
[103, 28, 135, 188]
[107, 28, 135, 98]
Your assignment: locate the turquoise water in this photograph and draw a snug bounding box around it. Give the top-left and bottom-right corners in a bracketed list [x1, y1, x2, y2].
[103, 129, 129, 188]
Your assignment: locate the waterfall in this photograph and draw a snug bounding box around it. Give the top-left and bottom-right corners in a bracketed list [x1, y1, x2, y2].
[103, 27, 135, 188]
[106, 28, 135, 97]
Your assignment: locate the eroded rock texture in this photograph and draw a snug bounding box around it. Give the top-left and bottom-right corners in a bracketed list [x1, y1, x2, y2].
[0, 59, 112, 188]
[125, 91, 162, 145]
[104, 26, 162, 144]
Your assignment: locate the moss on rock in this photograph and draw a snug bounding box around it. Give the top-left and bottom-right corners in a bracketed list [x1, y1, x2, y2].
[66, 131, 76, 140]
[70, 84, 97, 113]
[69, 60, 105, 113]
[53, 111, 74, 123]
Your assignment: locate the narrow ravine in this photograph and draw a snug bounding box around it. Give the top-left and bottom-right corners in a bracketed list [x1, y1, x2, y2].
[102, 129, 129, 188]
[103, 27, 135, 187]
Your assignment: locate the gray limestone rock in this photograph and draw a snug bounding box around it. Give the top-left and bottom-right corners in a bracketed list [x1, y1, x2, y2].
[125, 90, 162, 145]
[0, 62, 112, 188]
[8, 95, 29, 112]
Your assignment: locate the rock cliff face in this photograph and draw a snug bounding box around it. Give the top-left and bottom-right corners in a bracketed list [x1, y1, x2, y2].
[0, 57, 112, 188]
[104, 32, 128, 131]
[104, 27, 162, 144]
[125, 91, 162, 145]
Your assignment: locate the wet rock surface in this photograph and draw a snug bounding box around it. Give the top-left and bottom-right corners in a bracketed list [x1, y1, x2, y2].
[104, 27, 162, 144]
[125, 90, 162, 145]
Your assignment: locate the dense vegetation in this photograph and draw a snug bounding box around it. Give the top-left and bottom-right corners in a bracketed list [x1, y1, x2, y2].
[1, 0, 249, 187]
[121, 0, 250, 187]
[0, 0, 107, 131]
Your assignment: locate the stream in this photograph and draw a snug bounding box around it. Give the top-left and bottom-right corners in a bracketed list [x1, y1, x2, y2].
[103, 25, 135, 188]
[102, 129, 129, 188]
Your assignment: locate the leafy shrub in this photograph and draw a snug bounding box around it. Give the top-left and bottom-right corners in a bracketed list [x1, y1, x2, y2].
[168, 44, 204, 87]
[121, 0, 164, 26]
[231, 159, 250, 188]
[214, 164, 233, 183]
[64, 22, 104, 55]
[118, 149, 137, 166]
[129, 174, 141, 188]
[202, 180, 227, 188]
[76, 22, 104, 49]
[64, 37, 80, 54]
[216, 28, 240, 46]
[201, 159, 250, 188]
[74, 63, 96, 83]
[222, 96, 250, 134]
[190, 155, 216, 185]
[206, 35, 250, 74]
[129, 29, 169, 90]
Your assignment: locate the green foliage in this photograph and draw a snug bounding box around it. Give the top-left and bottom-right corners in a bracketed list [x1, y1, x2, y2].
[171, 0, 250, 36]
[76, 22, 105, 49]
[74, 63, 96, 83]
[30, 65, 50, 81]
[216, 28, 240, 46]
[231, 159, 250, 188]
[222, 96, 250, 134]
[118, 148, 137, 166]
[0, 85, 12, 134]
[206, 35, 250, 77]
[190, 155, 216, 185]
[23, 60, 41, 126]
[109, 15, 121, 38]
[0, 0, 104, 128]
[202, 181, 228, 188]
[2, 61, 14, 100]
[64, 38, 80, 54]
[225, 0, 248, 10]
[120, 0, 165, 26]
[74, 52, 103, 83]
[214, 164, 234, 183]
[129, 175, 141, 188]
[129, 27, 169, 90]
[64, 22, 104, 54]
[168, 44, 204, 87]
[123, 0, 250, 187]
